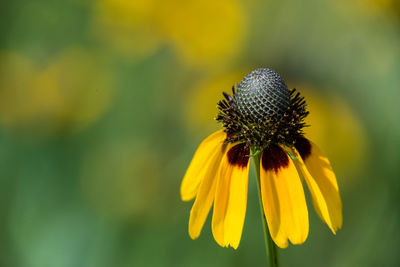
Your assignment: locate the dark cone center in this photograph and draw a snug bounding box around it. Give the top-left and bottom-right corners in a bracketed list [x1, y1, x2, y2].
[234, 68, 290, 122]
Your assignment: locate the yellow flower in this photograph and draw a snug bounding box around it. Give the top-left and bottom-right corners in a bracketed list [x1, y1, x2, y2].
[181, 69, 342, 249]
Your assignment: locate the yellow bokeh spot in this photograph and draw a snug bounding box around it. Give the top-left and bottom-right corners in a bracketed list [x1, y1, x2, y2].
[0, 53, 48, 125]
[42, 49, 114, 129]
[92, 0, 164, 59]
[159, 0, 246, 66]
[91, 0, 246, 66]
[338, 0, 400, 18]
[361, 0, 399, 14]
[0, 49, 114, 137]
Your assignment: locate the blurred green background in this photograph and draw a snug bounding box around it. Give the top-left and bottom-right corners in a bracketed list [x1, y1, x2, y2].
[0, 0, 399, 266]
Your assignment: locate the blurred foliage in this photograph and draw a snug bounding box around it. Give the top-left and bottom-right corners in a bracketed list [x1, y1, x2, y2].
[0, 0, 399, 266]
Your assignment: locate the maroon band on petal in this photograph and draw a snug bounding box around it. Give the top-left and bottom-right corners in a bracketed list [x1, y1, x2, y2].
[261, 144, 289, 173]
[227, 143, 250, 168]
[294, 136, 312, 160]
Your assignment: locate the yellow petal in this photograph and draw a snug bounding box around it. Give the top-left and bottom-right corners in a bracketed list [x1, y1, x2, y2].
[260, 169, 288, 248]
[293, 137, 343, 233]
[211, 143, 233, 247]
[223, 147, 250, 249]
[261, 145, 309, 248]
[212, 143, 249, 249]
[188, 142, 226, 239]
[181, 130, 226, 201]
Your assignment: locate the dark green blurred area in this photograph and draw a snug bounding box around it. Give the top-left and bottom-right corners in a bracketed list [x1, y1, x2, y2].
[0, 0, 399, 266]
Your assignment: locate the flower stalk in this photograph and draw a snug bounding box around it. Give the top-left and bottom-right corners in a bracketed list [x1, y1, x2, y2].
[252, 150, 279, 267]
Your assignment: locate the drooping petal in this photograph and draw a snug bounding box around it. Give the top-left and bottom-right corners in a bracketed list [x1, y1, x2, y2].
[212, 143, 250, 249]
[294, 137, 343, 233]
[260, 144, 309, 248]
[188, 141, 226, 239]
[181, 130, 226, 201]
[211, 144, 231, 247]
[260, 168, 287, 248]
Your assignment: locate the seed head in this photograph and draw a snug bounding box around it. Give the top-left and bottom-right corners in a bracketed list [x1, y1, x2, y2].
[234, 68, 290, 122]
[216, 68, 308, 149]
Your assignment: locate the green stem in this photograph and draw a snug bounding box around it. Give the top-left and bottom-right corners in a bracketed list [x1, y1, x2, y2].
[252, 151, 280, 267]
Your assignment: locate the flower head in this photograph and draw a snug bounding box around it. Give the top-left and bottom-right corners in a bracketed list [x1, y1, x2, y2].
[181, 68, 342, 249]
[217, 68, 308, 150]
